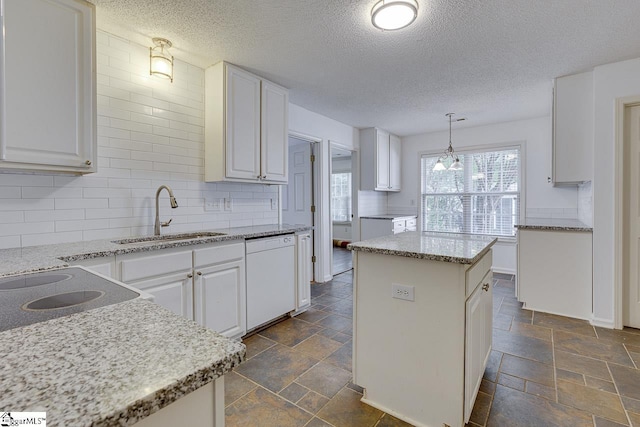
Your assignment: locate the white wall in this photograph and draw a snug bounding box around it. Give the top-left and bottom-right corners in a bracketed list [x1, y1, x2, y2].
[0, 31, 280, 249]
[289, 104, 358, 282]
[389, 116, 579, 273]
[592, 57, 640, 326]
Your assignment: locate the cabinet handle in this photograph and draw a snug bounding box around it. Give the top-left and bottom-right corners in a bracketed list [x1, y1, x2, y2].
[257, 175, 262, 179]
[262, 175, 267, 179]
[85, 160, 92, 166]
[187, 273, 193, 279]
[482, 283, 490, 292]
[197, 271, 202, 276]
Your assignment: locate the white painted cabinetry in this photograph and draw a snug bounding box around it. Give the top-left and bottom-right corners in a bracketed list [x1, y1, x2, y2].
[116, 241, 247, 339]
[205, 62, 288, 184]
[360, 216, 416, 240]
[193, 243, 246, 339]
[517, 229, 592, 320]
[294, 232, 312, 312]
[360, 128, 401, 192]
[552, 71, 593, 185]
[0, 0, 96, 174]
[353, 249, 492, 427]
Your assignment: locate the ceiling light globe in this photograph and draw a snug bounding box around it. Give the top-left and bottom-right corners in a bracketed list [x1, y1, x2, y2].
[371, 0, 418, 31]
[433, 160, 446, 171]
[448, 159, 463, 171]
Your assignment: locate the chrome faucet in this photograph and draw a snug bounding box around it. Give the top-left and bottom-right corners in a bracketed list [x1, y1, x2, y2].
[154, 185, 179, 235]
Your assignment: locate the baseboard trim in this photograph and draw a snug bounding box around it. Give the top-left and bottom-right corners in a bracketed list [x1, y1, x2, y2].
[360, 396, 428, 427]
[590, 316, 616, 329]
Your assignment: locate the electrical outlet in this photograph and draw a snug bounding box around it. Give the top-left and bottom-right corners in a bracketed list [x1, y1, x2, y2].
[392, 283, 415, 301]
[410, 199, 415, 206]
[224, 198, 233, 211]
[271, 198, 278, 210]
[204, 198, 221, 212]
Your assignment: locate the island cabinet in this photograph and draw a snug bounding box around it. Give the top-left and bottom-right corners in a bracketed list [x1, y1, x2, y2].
[204, 61, 288, 184]
[0, 0, 97, 174]
[351, 234, 494, 427]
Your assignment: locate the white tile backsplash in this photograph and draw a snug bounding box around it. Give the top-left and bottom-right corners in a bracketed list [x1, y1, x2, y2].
[578, 181, 593, 227]
[0, 30, 278, 249]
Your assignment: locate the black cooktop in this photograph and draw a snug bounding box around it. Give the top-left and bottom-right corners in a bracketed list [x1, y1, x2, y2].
[0, 267, 140, 332]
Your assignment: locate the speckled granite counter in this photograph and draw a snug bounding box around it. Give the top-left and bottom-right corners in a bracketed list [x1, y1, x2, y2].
[348, 231, 496, 264]
[0, 224, 311, 277]
[515, 218, 592, 232]
[360, 214, 417, 220]
[0, 298, 245, 426]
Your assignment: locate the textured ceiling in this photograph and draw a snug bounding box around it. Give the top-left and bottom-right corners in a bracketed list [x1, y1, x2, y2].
[89, 0, 640, 136]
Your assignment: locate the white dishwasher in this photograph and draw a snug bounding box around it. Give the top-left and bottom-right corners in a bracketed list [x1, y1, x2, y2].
[246, 234, 296, 330]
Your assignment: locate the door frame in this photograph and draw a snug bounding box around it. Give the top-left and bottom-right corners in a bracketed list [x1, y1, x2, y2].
[614, 96, 640, 329]
[329, 141, 358, 276]
[282, 131, 322, 282]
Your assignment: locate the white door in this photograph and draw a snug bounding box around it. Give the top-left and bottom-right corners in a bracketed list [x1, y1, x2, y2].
[625, 105, 640, 328]
[194, 259, 246, 339]
[375, 129, 390, 190]
[225, 64, 261, 180]
[283, 139, 313, 226]
[389, 134, 402, 191]
[261, 81, 289, 183]
[1, 0, 95, 171]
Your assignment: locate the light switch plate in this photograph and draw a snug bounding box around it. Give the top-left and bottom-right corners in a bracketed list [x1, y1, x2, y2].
[224, 198, 233, 211]
[392, 283, 415, 301]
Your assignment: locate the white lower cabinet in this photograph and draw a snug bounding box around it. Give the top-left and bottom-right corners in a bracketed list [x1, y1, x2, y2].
[464, 271, 493, 422]
[194, 243, 246, 339]
[115, 241, 246, 339]
[74, 256, 116, 279]
[294, 233, 312, 312]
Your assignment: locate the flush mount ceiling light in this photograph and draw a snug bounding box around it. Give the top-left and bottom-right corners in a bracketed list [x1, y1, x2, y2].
[150, 37, 174, 82]
[433, 113, 466, 172]
[371, 0, 418, 31]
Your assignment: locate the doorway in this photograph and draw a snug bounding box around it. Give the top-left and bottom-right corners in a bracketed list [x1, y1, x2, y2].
[330, 145, 355, 276]
[623, 104, 640, 328]
[282, 135, 316, 281]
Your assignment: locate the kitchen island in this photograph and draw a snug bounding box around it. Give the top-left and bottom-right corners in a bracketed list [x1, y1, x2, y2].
[349, 232, 496, 427]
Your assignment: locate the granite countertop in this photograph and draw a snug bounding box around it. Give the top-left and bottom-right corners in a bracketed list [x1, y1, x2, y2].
[515, 218, 593, 232]
[348, 231, 497, 264]
[360, 214, 417, 220]
[0, 298, 245, 426]
[0, 223, 311, 277]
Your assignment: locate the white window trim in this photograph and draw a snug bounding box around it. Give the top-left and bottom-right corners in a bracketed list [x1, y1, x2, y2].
[417, 140, 527, 241]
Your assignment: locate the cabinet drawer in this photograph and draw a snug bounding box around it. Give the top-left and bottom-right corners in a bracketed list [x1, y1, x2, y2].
[465, 250, 492, 297]
[393, 220, 406, 233]
[194, 241, 245, 267]
[120, 250, 193, 282]
[406, 218, 417, 228]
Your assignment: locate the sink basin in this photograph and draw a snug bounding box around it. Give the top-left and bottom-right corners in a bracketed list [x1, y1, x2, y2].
[112, 232, 227, 245]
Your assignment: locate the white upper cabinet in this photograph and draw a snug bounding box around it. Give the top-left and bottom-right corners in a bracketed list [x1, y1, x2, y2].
[360, 127, 401, 192]
[0, 0, 96, 174]
[552, 71, 593, 185]
[205, 62, 289, 184]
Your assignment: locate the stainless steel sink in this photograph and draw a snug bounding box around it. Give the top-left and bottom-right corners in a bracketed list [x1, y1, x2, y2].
[112, 232, 227, 244]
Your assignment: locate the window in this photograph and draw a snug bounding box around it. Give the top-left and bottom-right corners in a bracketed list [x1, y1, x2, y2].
[421, 146, 520, 237]
[331, 172, 352, 222]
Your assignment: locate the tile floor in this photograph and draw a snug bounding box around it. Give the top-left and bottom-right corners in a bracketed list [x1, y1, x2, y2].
[225, 271, 640, 426]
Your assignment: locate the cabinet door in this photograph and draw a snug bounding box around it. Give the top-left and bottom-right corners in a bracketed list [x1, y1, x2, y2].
[1, 0, 96, 172]
[225, 64, 261, 180]
[296, 233, 312, 310]
[389, 134, 401, 191]
[130, 272, 194, 320]
[194, 259, 246, 339]
[261, 80, 288, 183]
[74, 257, 117, 279]
[464, 275, 493, 423]
[375, 129, 390, 190]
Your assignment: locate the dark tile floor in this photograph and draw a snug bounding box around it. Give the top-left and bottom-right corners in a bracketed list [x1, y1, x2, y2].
[332, 246, 352, 276]
[225, 271, 640, 426]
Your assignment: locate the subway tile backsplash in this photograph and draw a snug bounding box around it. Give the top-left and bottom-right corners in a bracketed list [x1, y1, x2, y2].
[0, 31, 278, 249]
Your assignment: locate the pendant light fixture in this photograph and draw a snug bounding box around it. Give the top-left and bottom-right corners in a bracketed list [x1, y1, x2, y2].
[433, 113, 465, 172]
[150, 38, 174, 82]
[371, 0, 418, 31]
